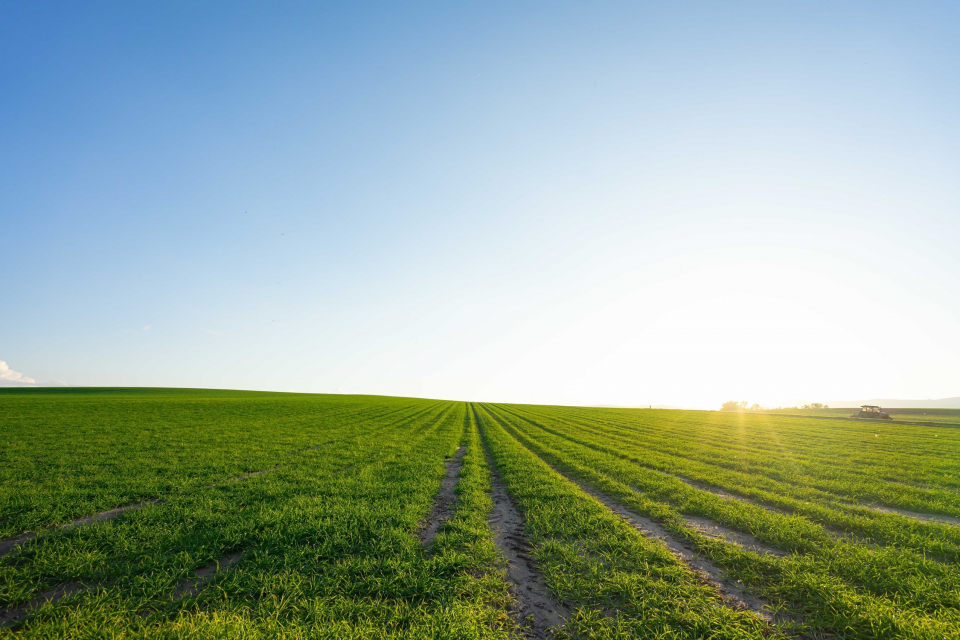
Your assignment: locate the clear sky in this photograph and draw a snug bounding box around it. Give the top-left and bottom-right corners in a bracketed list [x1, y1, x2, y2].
[3, 2, 959, 408]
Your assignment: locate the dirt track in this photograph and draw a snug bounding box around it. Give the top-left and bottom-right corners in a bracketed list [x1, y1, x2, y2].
[173, 551, 245, 599]
[479, 440, 568, 639]
[420, 446, 467, 547]
[546, 466, 777, 623]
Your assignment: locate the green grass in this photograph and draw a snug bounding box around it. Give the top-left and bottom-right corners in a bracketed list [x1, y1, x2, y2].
[473, 404, 775, 639]
[2, 389, 959, 638]
[482, 402, 960, 638]
[760, 406, 960, 426]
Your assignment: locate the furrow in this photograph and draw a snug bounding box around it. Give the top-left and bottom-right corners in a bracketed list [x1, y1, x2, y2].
[0, 532, 38, 559]
[477, 421, 569, 639]
[288, 441, 334, 455]
[419, 446, 467, 548]
[682, 515, 789, 558]
[218, 466, 280, 484]
[67, 500, 161, 528]
[669, 466, 960, 554]
[668, 473, 803, 521]
[492, 405, 797, 558]
[496, 404, 949, 555]
[0, 582, 85, 629]
[172, 551, 245, 600]
[854, 502, 960, 527]
[497, 404, 925, 512]
[541, 462, 778, 623]
[0, 410, 435, 559]
[0, 500, 161, 559]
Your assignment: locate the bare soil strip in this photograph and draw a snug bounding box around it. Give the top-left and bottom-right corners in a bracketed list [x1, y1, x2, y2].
[0, 464, 283, 558]
[676, 471, 960, 528]
[882, 477, 960, 495]
[669, 473, 793, 517]
[172, 551, 244, 600]
[672, 474, 754, 502]
[683, 516, 788, 557]
[858, 503, 960, 527]
[478, 445, 568, 638]
[668, 474, 839, 538]
[68, 500, 161, 528]
[0, 500, 161, 559]
[602, 466, 787, 556]
[288, 441, 334, 455]
[220, 466, 280, 484]
[0, 435, 352, 557]
[0, 582, 85, 628]
[0, 532, 39, 558]
[668, 473, 855, 541]
[419, 446, 467, 547]
[547, 467, 776, 623]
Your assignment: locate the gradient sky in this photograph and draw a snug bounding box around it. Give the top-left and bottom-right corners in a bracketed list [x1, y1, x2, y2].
[3, 2, 959, 408]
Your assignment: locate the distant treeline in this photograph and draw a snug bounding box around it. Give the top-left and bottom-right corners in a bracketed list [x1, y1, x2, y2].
[720, 401, 828, 412]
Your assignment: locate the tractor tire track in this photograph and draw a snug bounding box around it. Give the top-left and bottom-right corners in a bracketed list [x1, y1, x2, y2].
[481, 405, 785, 624]
[492, 405, 854, 551]
[682, 515, 789, 558]
[2, 412, 452, 625]
[0, 406, 446, 559]
[851, 502, 960, 527]
[0, 582, 85, 629]
[0, 500, 161, 559]
[419, 446, 467, 548]
[172, 551, 244, 600]
[541, 462, 778, 623]
[476, 418, 568, 639]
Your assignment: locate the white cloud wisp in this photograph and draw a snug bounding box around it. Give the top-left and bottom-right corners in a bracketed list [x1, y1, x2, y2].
[0, 360, 36, 385]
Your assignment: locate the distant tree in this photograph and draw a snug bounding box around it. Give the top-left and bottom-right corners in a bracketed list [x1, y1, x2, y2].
[750, 404, 762, 411]
[721, 400, 748, 412]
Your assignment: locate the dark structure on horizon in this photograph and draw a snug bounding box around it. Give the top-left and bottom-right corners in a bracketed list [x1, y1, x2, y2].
[854, 405, 892, 420]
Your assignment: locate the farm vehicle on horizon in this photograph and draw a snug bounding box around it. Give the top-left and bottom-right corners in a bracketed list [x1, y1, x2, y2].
[852, 405, 892, 420]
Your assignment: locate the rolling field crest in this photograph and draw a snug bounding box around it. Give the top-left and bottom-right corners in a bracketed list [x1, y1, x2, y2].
[2, 389, 959, 638]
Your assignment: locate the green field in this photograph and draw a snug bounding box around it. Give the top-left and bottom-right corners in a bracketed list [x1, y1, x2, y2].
[2, 389, 960, 638]
[760, 407, 960, 427]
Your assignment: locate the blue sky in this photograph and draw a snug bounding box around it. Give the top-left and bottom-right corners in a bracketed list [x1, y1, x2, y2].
[3, 2, 959, 408]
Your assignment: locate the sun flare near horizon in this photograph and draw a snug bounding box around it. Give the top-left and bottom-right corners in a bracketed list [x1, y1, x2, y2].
[3, 2, 960, 636]
[483, 260, 954, 409]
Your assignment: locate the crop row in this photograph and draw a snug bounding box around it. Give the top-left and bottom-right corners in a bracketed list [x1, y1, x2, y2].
[508, 404, 960, 522]
[481, 403, 960, 638]
[550, 405, 960, 495]
[472, 403, 777, 639]
[5, 390, 958, 638]
[2, 400, 520, 638]
[0, 392, 440, 538]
